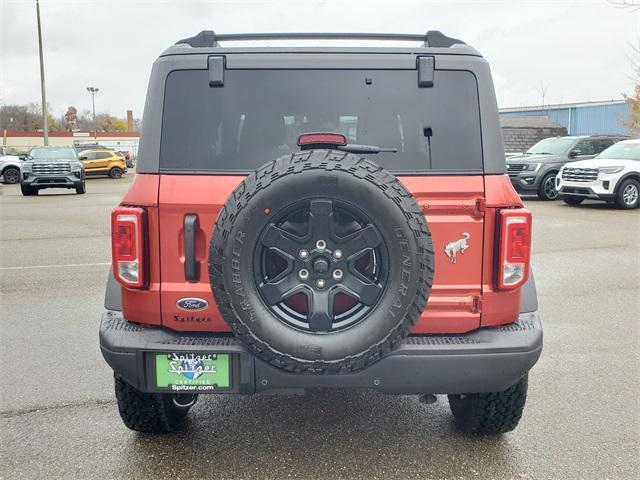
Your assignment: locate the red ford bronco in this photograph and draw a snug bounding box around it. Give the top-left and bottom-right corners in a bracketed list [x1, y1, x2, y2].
[101, 31, 542, 435]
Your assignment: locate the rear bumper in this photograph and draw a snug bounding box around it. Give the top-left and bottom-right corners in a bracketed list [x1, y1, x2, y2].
[100, 310, 543, 395]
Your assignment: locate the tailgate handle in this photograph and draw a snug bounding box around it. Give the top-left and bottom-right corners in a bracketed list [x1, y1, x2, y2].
[184, 214, 200, 282]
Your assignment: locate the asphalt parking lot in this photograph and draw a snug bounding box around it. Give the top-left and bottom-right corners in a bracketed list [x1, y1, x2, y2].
[1, 175, 638, 480]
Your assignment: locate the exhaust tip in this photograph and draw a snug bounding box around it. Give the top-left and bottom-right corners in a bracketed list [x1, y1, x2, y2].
[172, 394, 198, 409]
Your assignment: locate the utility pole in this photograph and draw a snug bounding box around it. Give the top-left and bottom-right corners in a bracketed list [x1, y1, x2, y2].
[36, 0, 48, 145]
[86, 87, 99, 139]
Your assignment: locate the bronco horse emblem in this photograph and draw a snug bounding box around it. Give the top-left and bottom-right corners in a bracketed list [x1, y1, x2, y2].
[444, 233, 471, 263]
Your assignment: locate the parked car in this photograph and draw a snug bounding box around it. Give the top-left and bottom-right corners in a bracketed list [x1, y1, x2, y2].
[78, 149, 128, 178]
[73, 143, 109, 155]
[506, 135, 626, 200]
[20, 146, 85, 195]
[118, 150, 134, 168]
[100, 30, 541, 436]
[557, 138, 640, 209]
[0, 146, 22, 184]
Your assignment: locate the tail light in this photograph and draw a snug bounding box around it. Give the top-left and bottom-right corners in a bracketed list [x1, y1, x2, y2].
[497, 208, 532, 290]
[111, 206, 146, 288]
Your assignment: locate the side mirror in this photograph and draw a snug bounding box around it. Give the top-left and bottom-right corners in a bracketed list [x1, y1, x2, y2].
[79, 155, 88, 161]
[569, 150, 581, 158]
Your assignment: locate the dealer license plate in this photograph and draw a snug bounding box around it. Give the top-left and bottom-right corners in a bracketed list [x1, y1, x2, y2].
[155, 353, 230, 391]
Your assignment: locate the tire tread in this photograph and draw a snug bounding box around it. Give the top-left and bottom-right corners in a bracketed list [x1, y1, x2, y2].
[209, 150, 434, 374]
[114, 375, 186, 434]
[448, 375, 528, 435]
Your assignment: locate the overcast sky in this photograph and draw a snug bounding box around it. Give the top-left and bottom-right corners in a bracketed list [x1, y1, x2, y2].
[0, 0, 637, 119]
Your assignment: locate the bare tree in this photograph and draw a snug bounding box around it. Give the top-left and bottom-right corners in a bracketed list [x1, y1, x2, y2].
[628, 39, 640, 83]
[75, 110, 94, 130]
[622, 39, 640, 134]
[0, 104, 47, 130]
[535, 81, 550, 110]
[607, 0, 640, 11]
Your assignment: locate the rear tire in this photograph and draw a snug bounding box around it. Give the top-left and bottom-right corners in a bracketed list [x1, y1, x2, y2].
[615, 178, 640, 209]
[561, 195, 584, 206]
[75, 182, 86, 194]
[114, 375, 192, 434]
[109, 167, 124, 179]
[3, 167, 20, 184]
[20, 185, 38, 196]
[448, 374, 528, 435]
[537, 172, 559, 201]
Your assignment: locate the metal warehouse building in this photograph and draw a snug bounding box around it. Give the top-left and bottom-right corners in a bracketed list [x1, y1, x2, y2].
[499, 99, 630, 136]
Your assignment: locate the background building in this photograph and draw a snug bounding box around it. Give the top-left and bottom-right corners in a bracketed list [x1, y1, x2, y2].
[1, 130, 140, 156]
[499, 99, 630, 136]
[500, 116, 568, 154]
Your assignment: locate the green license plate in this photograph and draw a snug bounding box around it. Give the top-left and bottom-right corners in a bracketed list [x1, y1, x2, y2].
[155, 353, 230, 391]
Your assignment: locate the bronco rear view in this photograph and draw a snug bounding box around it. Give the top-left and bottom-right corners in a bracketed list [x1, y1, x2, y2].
[100, 30, 542, 435]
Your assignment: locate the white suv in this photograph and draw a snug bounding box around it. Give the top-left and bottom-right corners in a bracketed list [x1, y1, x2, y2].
[556, 138, 640, 209]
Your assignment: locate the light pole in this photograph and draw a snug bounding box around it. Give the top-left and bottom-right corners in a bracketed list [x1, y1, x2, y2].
[36, 0, 48, 145]
[86, 87, 99, 140]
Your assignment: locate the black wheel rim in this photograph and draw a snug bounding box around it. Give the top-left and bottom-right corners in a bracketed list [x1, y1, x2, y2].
[112, 169, 122, 178]
[4, 168, 19, 183]
[254, 198, 389, 333]
[544, 176, 558, 199]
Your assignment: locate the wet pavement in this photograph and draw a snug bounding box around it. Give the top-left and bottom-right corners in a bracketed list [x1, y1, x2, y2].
[1, 177, 638, 479]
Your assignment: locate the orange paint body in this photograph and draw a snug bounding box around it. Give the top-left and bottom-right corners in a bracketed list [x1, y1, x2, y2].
[118, 173, 524, 334]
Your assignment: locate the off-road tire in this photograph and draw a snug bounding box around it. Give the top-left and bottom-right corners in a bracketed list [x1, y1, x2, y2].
[109, 167, 124, 179]
[20, 185, 38, 196]
[614, 178, 640, 209]
[209, 150, 434, 374]
[561, 195, 584, 206]
[75, 182, 86, 194]
[114, 375, 190, 434]
[3, 167, 20, 184]
[537, 172, 559, 201]
[448, 374, 528, 435]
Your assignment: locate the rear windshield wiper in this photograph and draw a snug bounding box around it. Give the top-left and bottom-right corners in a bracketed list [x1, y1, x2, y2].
[337, 144, 398, 154]
[297, 134, 397, 155]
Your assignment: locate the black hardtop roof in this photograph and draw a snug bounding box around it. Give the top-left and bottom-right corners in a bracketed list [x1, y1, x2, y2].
[161, 30, 481, 57]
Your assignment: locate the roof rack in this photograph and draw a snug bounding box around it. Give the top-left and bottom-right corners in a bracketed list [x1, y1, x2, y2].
[175, 31, 466, 48]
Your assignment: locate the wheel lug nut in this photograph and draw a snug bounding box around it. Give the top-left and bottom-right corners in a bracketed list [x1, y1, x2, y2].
[299, 249, 309, 260]
[316, 239, 326, 251]
[316, 279, 326, 289]
[332, 269, 343, 281]
[299, 269, 309, 280]
[333, 249, 343, 260]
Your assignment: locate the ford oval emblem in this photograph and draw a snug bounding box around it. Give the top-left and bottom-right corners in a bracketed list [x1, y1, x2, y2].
[176, 297, 209, 311]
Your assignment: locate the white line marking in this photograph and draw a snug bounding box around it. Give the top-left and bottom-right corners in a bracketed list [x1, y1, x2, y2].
[0, 262, 111, 271]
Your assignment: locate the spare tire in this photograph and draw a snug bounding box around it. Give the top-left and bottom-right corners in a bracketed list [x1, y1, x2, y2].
[209, 150, 434, 374]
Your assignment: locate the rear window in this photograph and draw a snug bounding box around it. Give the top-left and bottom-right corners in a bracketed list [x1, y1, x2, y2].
[160, 69, 483, 173]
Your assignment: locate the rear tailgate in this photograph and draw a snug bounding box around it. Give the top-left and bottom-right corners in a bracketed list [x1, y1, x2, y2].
[157, 174, 484, 334]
